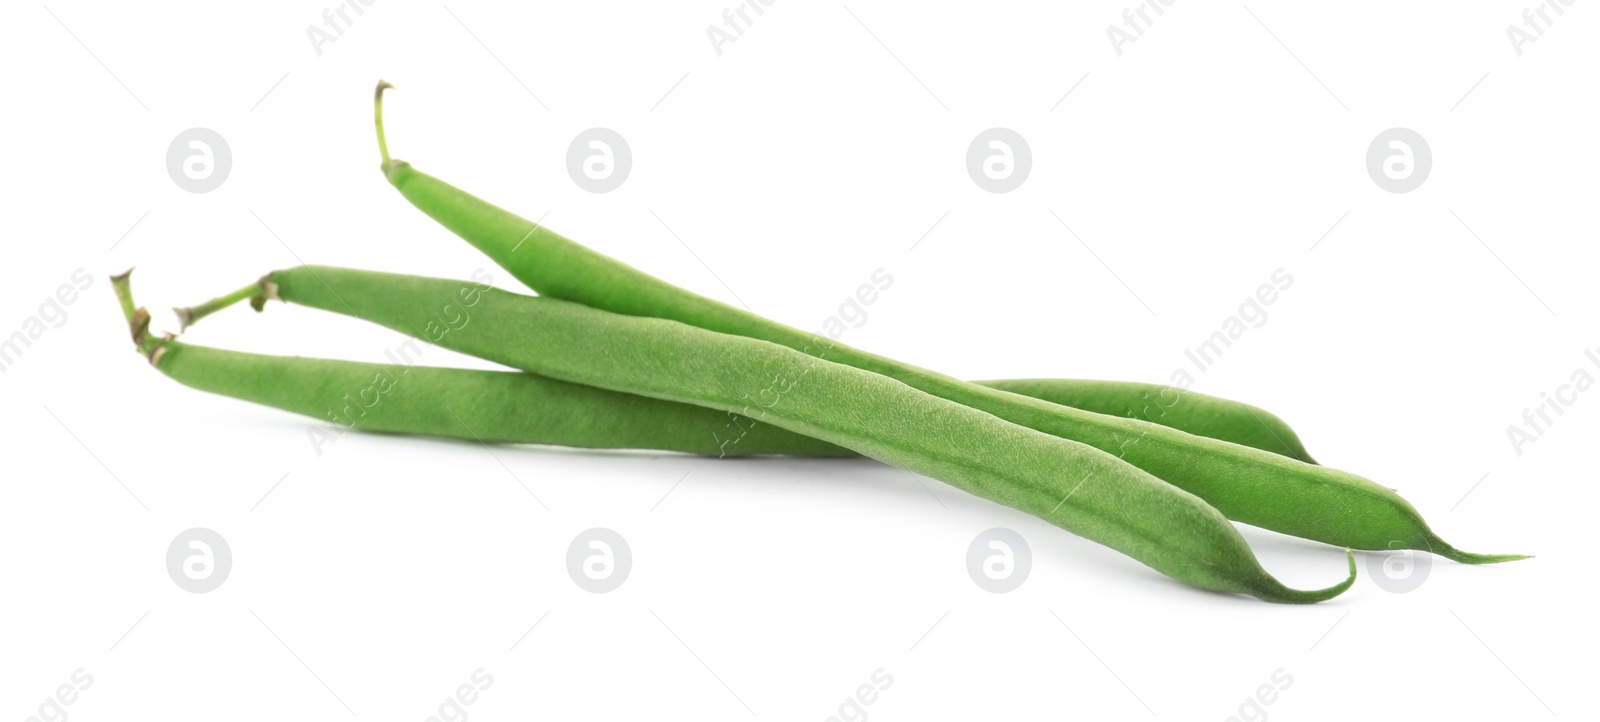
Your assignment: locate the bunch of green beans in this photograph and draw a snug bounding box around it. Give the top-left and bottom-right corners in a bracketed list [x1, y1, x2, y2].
[168, 279, 1320, 460]
[367, 83, 1518, 565]
[126, 267, 1355, 602]
[112, 81, 1526, 603]
[137, 344, 1318, 461]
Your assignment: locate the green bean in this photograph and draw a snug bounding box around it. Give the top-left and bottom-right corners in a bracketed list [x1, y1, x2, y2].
[160, 350, 853, 457]
[372, 83, 1518, 564]
[223, 264, 1353, 602]
[977, 379, 1316, 463]
[179, 291, 1320, 463]
[152, 349, 1310, 461]
[127, 272, 849, 457]
[178, 285, 1318, 460]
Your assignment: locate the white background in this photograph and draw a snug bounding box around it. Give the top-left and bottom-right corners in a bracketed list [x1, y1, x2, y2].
[1, 2, 1594, 720]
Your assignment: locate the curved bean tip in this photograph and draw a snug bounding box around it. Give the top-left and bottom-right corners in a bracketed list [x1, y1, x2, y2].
[375, 79, 394, 100]
[1256, 548, 1357, 604]
[1315, 548, 1359, 602]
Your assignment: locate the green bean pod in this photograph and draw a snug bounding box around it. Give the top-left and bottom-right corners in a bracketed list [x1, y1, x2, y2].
[373, 85, 1517, 564]
[152, 343, 856, 457]
[145, 339, 1314, 461]
[978, 379, 1316, 463]
[164, 277, 1321, 459]
[254, 264, 1354, 603]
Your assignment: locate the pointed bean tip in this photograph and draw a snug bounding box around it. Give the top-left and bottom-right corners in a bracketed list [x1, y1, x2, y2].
[1306, 548, 1360, 603]
[1247, 548, 1356, 604]
[1424, 533, 1529, 564]
[1444, 549, 1531, 565]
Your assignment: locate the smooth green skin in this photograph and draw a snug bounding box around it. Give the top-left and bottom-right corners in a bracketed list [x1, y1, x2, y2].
[153, 340, 1310, 461]
[378, 153, 1517, 564]
[152, 343, 853, 457]
[267, 265, 1356, 603]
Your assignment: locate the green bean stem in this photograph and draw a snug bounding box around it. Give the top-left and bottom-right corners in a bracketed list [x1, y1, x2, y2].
[375, 79, 395, 174]
[371, 83, 1520, 565]
[175, 282, 260, 330]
